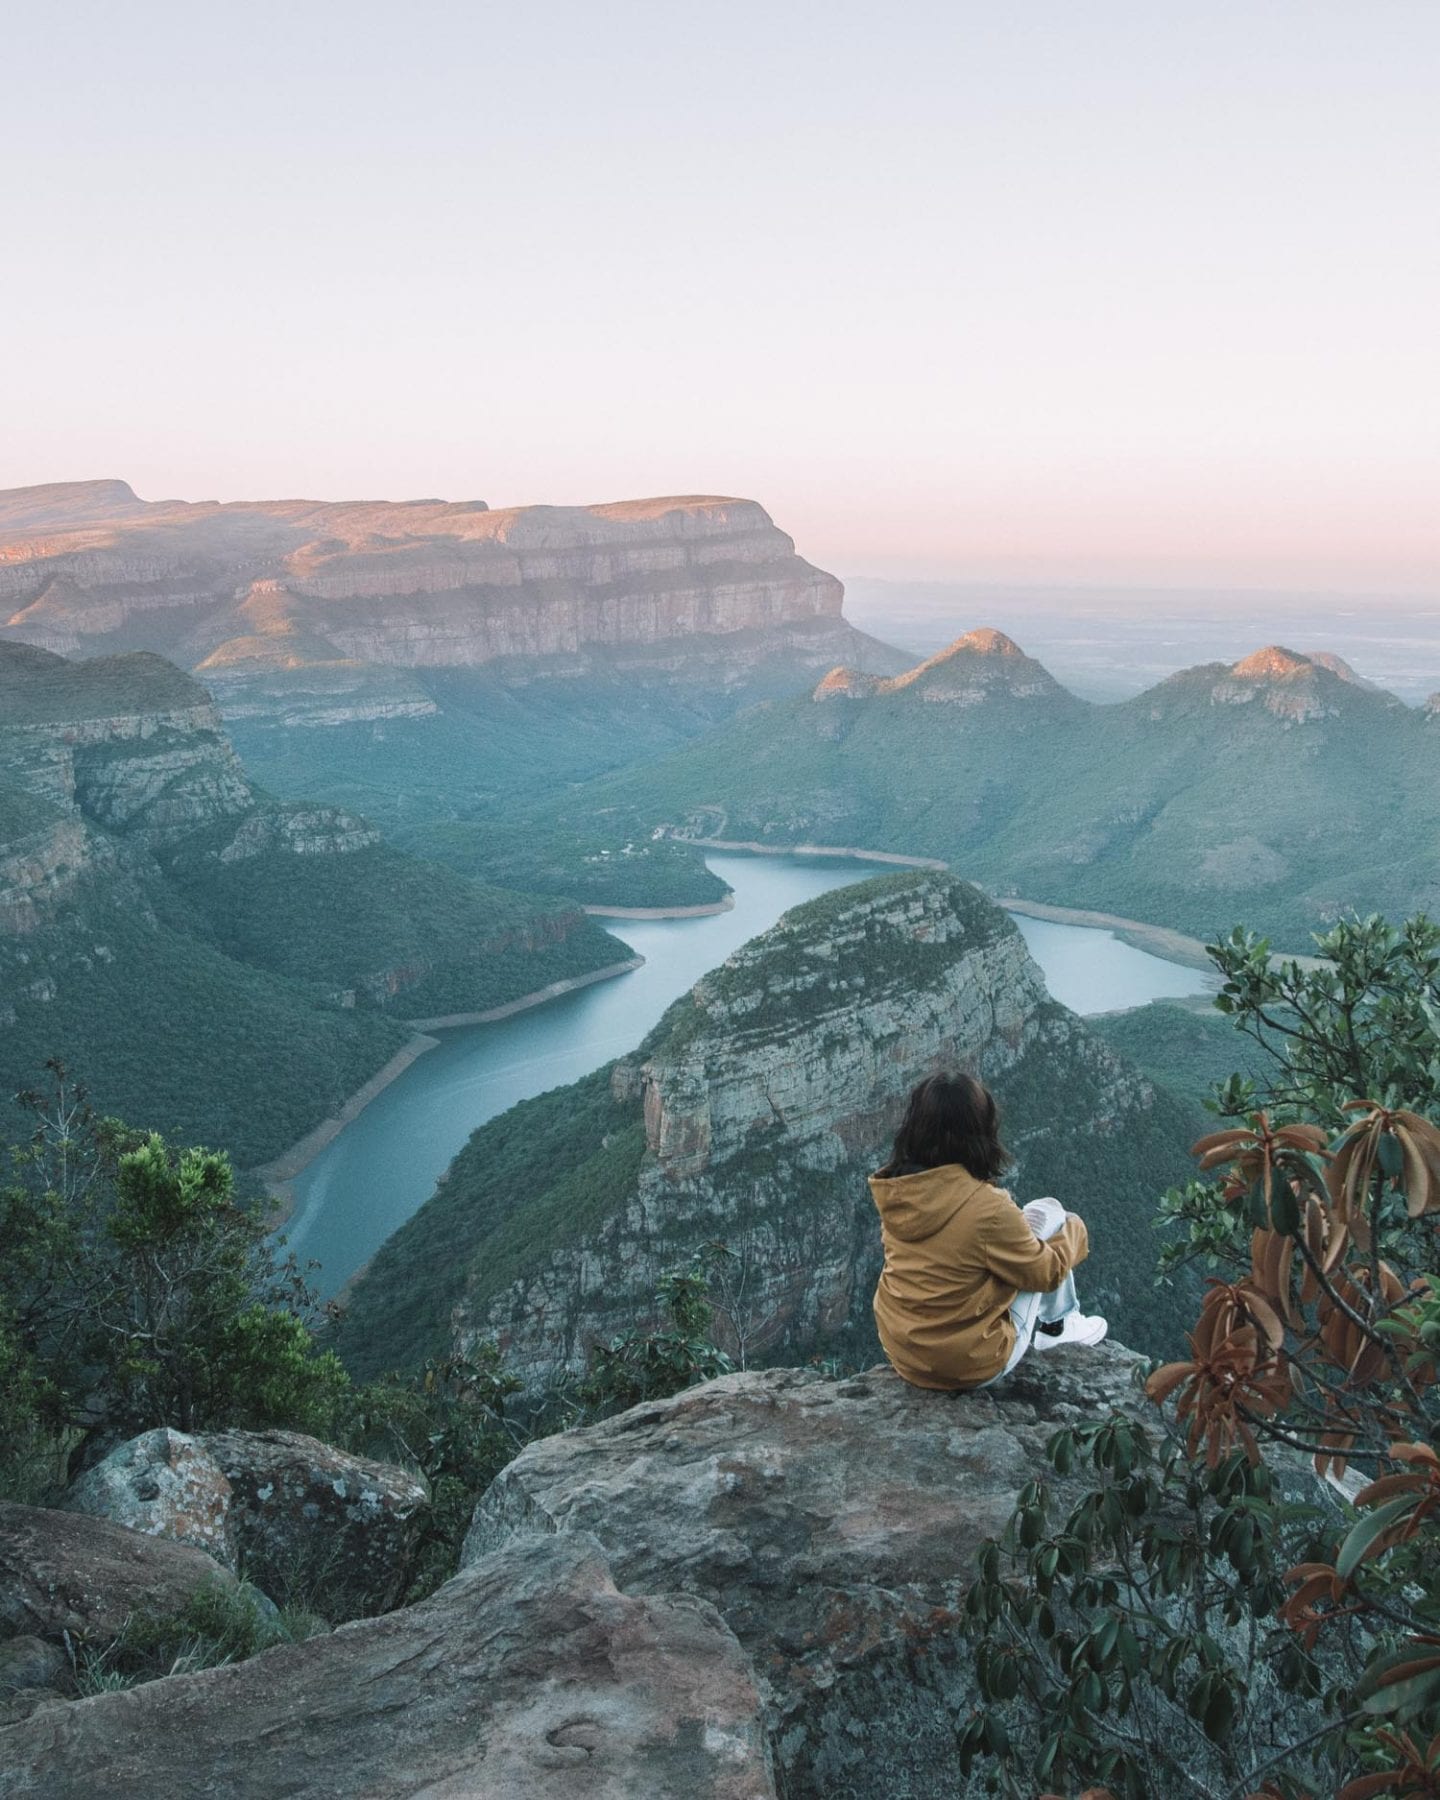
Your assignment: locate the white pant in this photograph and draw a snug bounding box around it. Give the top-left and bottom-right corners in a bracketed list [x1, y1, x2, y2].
[976, 1269, 1080, 1388]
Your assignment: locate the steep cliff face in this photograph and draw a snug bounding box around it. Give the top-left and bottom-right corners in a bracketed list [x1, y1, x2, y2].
[0, 484, 856, 673]
[0, 644, 254, 850]
[0, 643, 632, 1164]
[335, 873, 1196, 1386]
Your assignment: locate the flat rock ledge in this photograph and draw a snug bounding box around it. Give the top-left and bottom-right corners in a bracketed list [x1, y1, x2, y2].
[465, 1345, 1148, 1799]
[0, 1345, 1149, 1799]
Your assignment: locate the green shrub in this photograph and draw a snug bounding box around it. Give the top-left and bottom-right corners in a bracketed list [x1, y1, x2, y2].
[0, 1067, 351, 1486]
[73, 1580, 327, 1695]
[960, 913, 1440, 1800]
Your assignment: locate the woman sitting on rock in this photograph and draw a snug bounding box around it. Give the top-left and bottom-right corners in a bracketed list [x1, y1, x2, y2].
[869, 1070, 1107, 1391]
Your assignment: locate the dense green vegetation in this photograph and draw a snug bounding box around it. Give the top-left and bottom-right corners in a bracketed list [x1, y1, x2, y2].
[0, 879, 407, 1166]
[511, 645, 1440, 945]
[962, 913, 1440, 1800]
[0, 1075, 352, 1500]
[0, 643, 633, 1167]
[393, 819, 729, 908]
[1090, 999, 1272, 1108]
[73, 1580, 329, 1696]
[0, 1075, 740, 1612]
[0, 643, 203, 723]
[166, 837, 628, 1017]
[222, 651, 858, 873]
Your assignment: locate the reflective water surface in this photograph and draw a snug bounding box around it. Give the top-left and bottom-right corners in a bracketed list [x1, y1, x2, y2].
[282, 854, 1213, 1294]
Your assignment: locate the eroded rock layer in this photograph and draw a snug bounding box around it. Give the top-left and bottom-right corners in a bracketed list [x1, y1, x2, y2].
[0, 484, 850, 674]
[335, 872, 1195, 1385]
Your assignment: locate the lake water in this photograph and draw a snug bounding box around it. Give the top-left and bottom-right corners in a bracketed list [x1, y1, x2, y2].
[281, 853, 1214, 1295]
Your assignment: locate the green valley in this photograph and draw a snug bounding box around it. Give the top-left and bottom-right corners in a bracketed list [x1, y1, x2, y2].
[514, 633, 1440, 947]
[0, 644, 631, 1166]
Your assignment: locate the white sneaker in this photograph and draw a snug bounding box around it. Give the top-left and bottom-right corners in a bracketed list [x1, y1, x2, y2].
[1032, 1312, 1109, 1351]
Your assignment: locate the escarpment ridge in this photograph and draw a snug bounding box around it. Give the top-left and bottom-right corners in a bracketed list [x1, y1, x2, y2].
[537, 629, 1440, 945]
[0, 483, 908, 878]
[0, 642, 629, 1165]
[0, 481, 892, 678]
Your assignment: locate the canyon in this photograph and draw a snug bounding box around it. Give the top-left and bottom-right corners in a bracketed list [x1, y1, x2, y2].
[0, 642, 626, 1165]
[0, 481, 908, 894]
[333, 872, 1199, 1387]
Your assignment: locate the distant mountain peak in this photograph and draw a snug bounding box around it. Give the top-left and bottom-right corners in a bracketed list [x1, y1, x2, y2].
[1304, 651, 1376, 689]
[1227, 646, 1315, 680]
[951, 627, 1026, 658]
[813, 666, 880, 701]
[877, 627, 1064, 706]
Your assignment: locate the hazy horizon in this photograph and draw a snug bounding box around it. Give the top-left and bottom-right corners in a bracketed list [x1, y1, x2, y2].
[5, 2, 1438, 594]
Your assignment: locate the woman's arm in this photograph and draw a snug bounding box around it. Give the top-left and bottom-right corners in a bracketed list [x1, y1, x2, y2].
[982, 1196, 1089, 1294]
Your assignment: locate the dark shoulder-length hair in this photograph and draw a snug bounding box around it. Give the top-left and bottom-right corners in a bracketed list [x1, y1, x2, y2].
[877, 1071, 1011, 1184]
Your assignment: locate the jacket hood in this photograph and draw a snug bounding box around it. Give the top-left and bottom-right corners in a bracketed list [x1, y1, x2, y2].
[868, 1163, 982, 1242]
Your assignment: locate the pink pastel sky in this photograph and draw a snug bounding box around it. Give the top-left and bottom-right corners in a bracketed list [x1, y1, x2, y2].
[4, 1, 1437, 594]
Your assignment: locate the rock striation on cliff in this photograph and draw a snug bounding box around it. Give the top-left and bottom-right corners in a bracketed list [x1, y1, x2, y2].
[333, 872, 1196, 1385]
[0, 641, 630, 1166]
[0, 1348, 1153, 1798]
[0, 483, 873, 678]
[0, 485, 907, 893]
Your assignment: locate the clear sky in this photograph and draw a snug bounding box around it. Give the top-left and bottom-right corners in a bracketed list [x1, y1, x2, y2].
[4, 1, 1437, 592]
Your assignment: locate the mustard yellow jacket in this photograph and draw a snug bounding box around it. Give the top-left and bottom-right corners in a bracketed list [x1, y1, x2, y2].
[869, 1163, 1089, 1390]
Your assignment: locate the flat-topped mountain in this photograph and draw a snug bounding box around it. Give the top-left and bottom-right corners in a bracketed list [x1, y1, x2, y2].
[0, 644, 629, 1164]
[0, 481, 876, 672]
[1, 482, 907, 892]
[332, 871, 1197, 1385]
[517, 634, 1440, 945]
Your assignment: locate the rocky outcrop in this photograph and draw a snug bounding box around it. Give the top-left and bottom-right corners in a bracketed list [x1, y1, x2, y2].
[465, 1351, 1144, 1798]
[0, 1502, 237, 1647]
[212, 804, 381, 862]
[62, 1428, 233, 1563]
[199, 1429, 428, 1615]
[0, 1352, 1149, 1799]
[0, 644, 253, 849]
[0, 1530, 775, 1800]
[0, 814, 93, 937]
[812, 666, 880, 701]
[337, 870, 1191, 1388]
[1210, 646, 1349, 723]
[812, 633, 1071, 711]
[877, 628, 1071, 706]
[445, 874, 1058, 1387]
[63, 1427, 429, 1617]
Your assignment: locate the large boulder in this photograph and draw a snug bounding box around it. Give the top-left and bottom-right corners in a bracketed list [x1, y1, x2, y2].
[62, 1427, 234, 1563]
[464, 1346, 1148, 1799]
[0, 1502, 237, 1648]
[61, 1427, 428, 1617]
[0, 1531, 776, 1800]
[197, 1429, 428, 1615]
